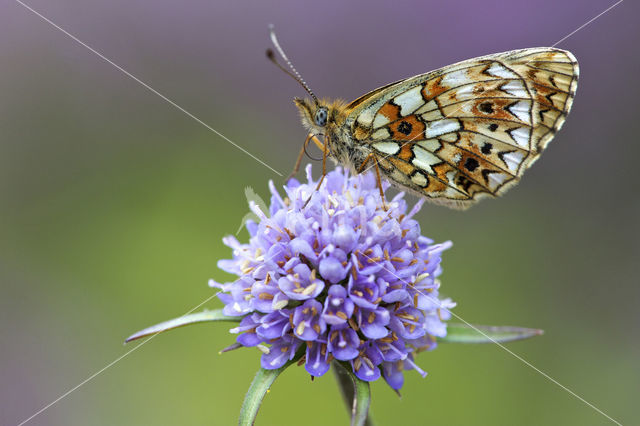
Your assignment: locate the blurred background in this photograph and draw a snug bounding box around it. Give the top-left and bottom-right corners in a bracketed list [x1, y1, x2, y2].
[1, 0, 638, 425]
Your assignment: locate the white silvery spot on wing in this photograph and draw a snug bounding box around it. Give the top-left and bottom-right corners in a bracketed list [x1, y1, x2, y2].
[506, 100, 532, 124]
[411, 172, 428, 186]
[416, 139, 441, 152]
[393, 86, 424, 116]
[485, 62, 518, 79]
[412, 146, 441, 174]
[500, 80, 528, 97]
[357, 108, 375, 127]
[425, 119, 460, 138]
[373, 142, 400, 155]
[373, 113, 390, 129]
[487, 172, 508, 191]
[441, 69, 472, 86]
[509, 127, 531, 149]
[502, 151, 525, 172]
[372, 128, 391, 139]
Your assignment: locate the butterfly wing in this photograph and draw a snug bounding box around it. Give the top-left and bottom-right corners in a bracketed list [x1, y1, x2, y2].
[344, 48, 579, 209]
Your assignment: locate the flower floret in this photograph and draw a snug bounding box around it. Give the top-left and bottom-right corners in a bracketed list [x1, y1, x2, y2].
[211, 166, 455, 389]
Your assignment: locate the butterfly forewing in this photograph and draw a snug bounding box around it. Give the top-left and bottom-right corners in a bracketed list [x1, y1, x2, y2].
[345, 48, 578, 209]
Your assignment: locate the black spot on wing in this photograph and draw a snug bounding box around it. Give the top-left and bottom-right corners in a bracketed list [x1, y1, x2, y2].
[397, 121, 412, 136]
[464, 157, 479, 172]
[479, 102, 494, 114]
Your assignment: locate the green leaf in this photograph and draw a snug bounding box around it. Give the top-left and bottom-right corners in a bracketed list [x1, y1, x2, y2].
[439, 323, 543, 344]
[238, 350, 303, 426]
[125, 309, 240, 343]
[332, 361, 374, 426]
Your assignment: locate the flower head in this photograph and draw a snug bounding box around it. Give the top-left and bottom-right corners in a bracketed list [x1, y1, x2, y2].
[210, 165, 454, 389]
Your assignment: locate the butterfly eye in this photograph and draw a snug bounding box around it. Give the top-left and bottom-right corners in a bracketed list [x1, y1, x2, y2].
[314, 107, 328, 127]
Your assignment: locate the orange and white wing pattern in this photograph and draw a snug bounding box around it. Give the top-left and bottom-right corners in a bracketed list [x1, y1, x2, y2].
[346, 48, 579, 209]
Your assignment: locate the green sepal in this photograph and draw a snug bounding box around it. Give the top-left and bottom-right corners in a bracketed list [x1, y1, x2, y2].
[439, 323, 543, 344]
[125, 309, 240, 343]
[238, 348, 305, 426]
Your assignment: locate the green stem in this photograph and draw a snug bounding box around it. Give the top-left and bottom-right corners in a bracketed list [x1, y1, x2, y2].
[332, 361, 374, 426]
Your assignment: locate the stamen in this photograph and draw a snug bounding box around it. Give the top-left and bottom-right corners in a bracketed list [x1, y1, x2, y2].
[296, 322, 306, 336]
[273, 299, 288, 310]
[353, 358, 362, 370]
[348, 318, 359, 331]
[302, 283, 317, 295]
[362, 356, 375, 370]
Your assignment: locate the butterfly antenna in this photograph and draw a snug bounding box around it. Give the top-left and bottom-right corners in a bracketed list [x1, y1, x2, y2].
[267, 24, 319, 104]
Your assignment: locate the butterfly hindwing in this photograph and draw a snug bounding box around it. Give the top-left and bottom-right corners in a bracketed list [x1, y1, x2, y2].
[345, 48, 579, 209]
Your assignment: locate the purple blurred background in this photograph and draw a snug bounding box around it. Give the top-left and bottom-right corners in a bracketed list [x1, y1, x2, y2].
[1, 1, 638, 425]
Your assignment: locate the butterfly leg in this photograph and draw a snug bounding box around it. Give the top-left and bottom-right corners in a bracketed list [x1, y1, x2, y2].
[302, 136, 329, 208]
[357, 153, 388, 211]
[286, 133, 313, 181]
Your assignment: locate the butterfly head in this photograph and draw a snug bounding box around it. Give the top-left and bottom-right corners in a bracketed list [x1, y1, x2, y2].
[293, 97, 331, 133]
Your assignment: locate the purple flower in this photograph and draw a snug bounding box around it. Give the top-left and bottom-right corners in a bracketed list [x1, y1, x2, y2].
[210, 165, 455, 390]
[292, 299, 326, 341]
[328, 325, 361, 361]
[322, 285, 354, 325]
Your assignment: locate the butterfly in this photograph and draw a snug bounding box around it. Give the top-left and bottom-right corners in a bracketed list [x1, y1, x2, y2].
[267, 27, 579, 209]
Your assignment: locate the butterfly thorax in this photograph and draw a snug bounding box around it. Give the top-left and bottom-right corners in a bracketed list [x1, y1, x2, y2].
[294, 97, 369, 172]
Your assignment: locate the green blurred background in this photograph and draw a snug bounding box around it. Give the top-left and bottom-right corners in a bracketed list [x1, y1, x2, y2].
[1, 1, 638, 425]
